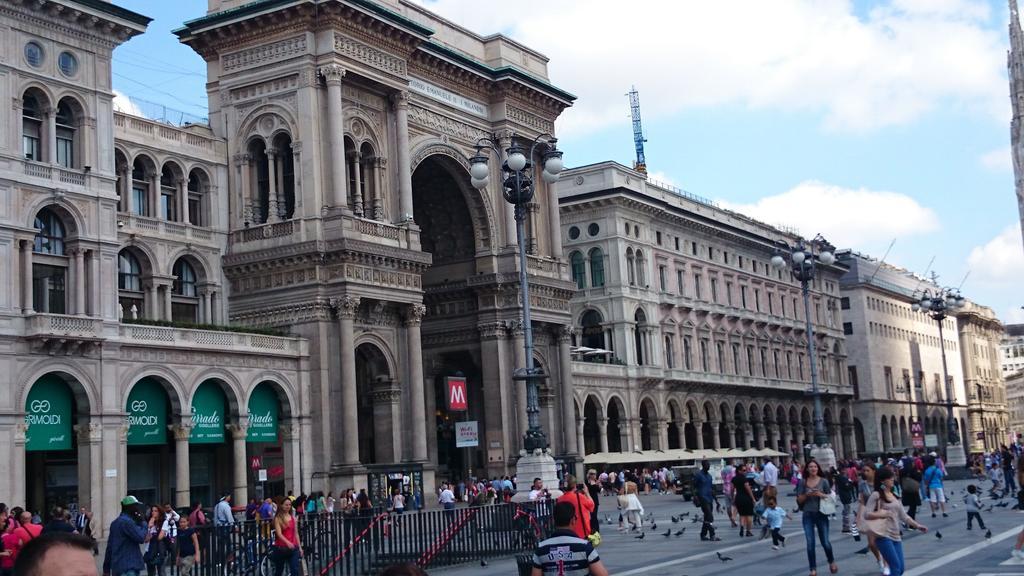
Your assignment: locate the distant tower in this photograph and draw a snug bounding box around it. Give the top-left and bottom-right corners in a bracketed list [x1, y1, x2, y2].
[627, 86, 647, 173]
[1009, 0, 1024, 252]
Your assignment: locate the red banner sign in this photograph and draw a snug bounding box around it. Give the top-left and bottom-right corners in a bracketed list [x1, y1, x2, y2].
[250, 455, 262, 471]
[446, 377, 468, 412]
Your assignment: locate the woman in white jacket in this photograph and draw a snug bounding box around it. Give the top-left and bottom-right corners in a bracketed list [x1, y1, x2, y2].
[617, 481, 645, 531]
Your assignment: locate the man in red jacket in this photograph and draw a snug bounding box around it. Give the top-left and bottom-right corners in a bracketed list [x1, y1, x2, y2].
[9, 510, 42, 563]
[556, 474, 595, 539]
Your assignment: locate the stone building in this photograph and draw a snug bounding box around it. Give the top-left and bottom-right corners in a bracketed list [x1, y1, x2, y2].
[0, 0, 309, 537]
[557, 162, 856, 460]
[838, 251, 969, 455]
[1000, 324, 1024, 376]
[955, 302, 1010, 452]
[1, 0, 580, 536]
[1006, 371, 1024, 439]
[175, 0, 578, 494]
[1008, 0, 1024, 256]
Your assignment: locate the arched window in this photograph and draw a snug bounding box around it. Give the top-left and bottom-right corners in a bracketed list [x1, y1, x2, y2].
[118, 250, 144, 319]
[172, 259, 199, 323]
[589, 248, 605, 287]
[634, 308, 647, 365]
[160, 164, 179, 221]
[580, 309, 605, 351]
[274, 133, 296, 220]
[32, 208, 68, 314]
[248, 139, 269, 224]
[187, 169, 207, 227]
[22, 92, 43, 161]
[570, 251, 585, 289]
[55, 99, 76, 168]
[635, 249, 646, 286]
[131, 157, 152, 217]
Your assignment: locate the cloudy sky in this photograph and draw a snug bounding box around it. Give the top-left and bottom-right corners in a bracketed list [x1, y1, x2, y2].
[113, 0, 1024, 323]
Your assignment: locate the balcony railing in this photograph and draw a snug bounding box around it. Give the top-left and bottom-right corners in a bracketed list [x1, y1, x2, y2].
[118, 323, 304, 355]
[118, 213, 216, 242]
[21, 160, 87, 188]
[25, 313, 104, 340]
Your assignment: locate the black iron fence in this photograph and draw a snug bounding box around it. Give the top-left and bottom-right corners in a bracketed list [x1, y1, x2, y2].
[135, 501, 552, 575]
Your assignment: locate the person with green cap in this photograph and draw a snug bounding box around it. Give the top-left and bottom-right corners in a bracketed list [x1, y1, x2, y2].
[102, 496, 149, 576]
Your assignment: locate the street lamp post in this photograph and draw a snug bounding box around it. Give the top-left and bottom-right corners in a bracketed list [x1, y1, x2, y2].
[771, 234, 836, 470]
[912, 285, 967, 467]
[470, 133, 564, 493]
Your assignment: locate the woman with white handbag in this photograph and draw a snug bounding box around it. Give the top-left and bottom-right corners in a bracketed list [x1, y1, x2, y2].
[862, 467, 928, 576]
[796, 460, 838, 576]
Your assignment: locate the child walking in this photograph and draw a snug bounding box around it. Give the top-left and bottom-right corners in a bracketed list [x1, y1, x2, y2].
[965, 484, 987, 531]
[762, 495, 790, 550]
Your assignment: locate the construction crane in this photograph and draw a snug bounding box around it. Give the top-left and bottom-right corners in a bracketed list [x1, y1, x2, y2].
[627, 86, 647, 173]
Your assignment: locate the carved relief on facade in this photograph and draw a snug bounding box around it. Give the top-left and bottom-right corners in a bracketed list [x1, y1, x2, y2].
[505, 104, 555, 135]
[328, 263, 422, 290]
[408, 105, 489, 144]
[229, 75, 300, 103]
[230, 300, 335, 327]
[333, 33, 407, 78]
[222, 36, 308, 73]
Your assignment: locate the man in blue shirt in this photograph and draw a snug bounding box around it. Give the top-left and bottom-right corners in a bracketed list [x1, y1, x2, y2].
[693, 460, 720, 541]
[531, 501, 608, 576]
[102, 496, 147, 576]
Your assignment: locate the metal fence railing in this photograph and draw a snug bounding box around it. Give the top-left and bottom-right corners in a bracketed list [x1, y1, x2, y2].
[133, 501, 552, 576]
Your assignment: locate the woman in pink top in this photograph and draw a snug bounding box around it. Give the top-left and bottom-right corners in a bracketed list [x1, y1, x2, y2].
[272, 498, 303, 576]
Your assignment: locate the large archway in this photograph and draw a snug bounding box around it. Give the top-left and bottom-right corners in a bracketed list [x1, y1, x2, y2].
[583, 396, 602, 455]
[125, 377, 177, 506]
[412, 155, 478, 287]
[245, 380, 291, 499]
[355, 343, 392, 465]
[188, 379, 239, 508]
[639, 398, 657, 451]
[607, 397, 626, 453]
[431, 351, 484, 481]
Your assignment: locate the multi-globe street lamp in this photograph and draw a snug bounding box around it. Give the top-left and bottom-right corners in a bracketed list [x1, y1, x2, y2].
[770, 235, 836, 466]
[470, 134, 563, 453]
[911, 285, 966, 464]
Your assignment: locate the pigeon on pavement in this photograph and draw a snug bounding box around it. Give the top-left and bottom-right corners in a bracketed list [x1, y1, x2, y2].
[662, 529, 672, 537]
[651, 523, 657, 531]
[716, 552, 733, 562]
[674, 528, 686, 537]
[935, 531, 942, 540]
[671, 515, 679, 523]
[635, 532, 645, 540]
[480, 560, 488, 567]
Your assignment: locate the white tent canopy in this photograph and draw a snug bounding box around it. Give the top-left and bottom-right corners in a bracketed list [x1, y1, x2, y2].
[581, 447, 788, 466]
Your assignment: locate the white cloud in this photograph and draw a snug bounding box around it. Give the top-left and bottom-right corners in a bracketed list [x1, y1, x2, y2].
[980, 147, 1013, 171]
[414, 0, 1008, 136]
[112, 90, 144, 118]
[967, 224, 1024, 284]
[718, 180, 940, 248]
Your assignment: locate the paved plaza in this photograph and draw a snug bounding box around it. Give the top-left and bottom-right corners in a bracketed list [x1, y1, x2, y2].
[432, 479, 1024, 576]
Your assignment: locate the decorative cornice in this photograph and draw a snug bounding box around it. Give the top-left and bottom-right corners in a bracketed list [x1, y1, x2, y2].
[334, 33, 407, 78]
[404, 303, 427, 326]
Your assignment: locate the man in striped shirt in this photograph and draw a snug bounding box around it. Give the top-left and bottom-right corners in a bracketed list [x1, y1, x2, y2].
[531, 501, 609, 576]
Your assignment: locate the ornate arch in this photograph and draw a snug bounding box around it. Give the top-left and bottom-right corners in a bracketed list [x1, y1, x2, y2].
[18, 360, 97, 413]
[246, 372, 299, 418]
[346, 108, 382, 151]
[123, 367, 187, 415]
[187, 368, 245, 415]
[166, 246, 215, 284]
[353, 334, 397, 379]
[237, 104, 299, 146]
[25, 198, 87, 239]
[410, 141, 496, 252]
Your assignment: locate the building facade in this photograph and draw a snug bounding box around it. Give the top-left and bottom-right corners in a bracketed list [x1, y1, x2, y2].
[1, 0, 580, 536]
[1006, 371, 1024, 439]
[557, 162, 856, 460]
[955, 302, 1010, 452]
[1009, 0, 1024, 256]
[0, 0, 310, 537]
[838, 251, 969, 456]
[1000, 324, 1024, 375]
[177, 0, 578, 494]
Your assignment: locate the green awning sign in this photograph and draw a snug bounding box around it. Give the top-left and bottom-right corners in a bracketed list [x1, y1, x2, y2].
[190, 381, 225, 444]
[25, 376, 73, 452]
[127, 378, 167, 446]
[247, 384, 279, 443]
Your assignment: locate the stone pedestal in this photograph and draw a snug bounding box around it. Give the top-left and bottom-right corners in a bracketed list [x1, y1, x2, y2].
[511, 449, 563, 502]
[809, 444, 836, 473]
[944, 443, 969, 477]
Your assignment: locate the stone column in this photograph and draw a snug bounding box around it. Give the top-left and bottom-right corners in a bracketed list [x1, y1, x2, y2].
[676, 420, 687, 449]
[335, 296, 361, 465]
[352, 152, 364, 217]
[558, 327, 579, 458]
[319, 65, 348, 209]
[693, 420, 705, 450]
[405, 304, 428, 462]
[266, 148, 280, 223]
[726, 423, 737, 449]
[711, 423, 722, 449]
[178, 178, 189, 225]
[511, 322, 528, 443]
[149, 173, 159, 219]
[203, 290, 213, 324]
[372, 157, 385, 220]
[598, 418, 609, 453]
[238, 154, 252, 224]
[741, 424, 752, 449]
[163, 284, 172, 321]
[577, 419, 586, 457]
[172, 422, 192, 509]
[546, 175, 562, 258]
[73, 248, 85, 315]
[89, 250, 100, 316]
[391, 91, 413, 222]
[229, 421, 249, 505]
[769, 424, 780, 452]
[146, 283, 158, 319]
[121, 166, 133, 214]
[280, 421, 300, 494]
[45, 108, 56, 164]
[21, 241, 33, 314]
[842, 424, 855, 458]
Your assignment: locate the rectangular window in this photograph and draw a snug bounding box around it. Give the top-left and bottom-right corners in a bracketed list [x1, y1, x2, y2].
[32, 264, 66, 314]
[841, 296, 850, 310]
[656, 231, 662, 245]
[901, 369, 911, 393]
[683, 337, 693, 370]
[691, 242, 698, 256]
[798, 353, 805, 380]
[710, 277, 718, 303]
[768, 293, 774, 315]
[843, 322, 853, 335]
[677, 270, 684, 296]
[23, 135, 41, 161]
[781, 296, 786, 317]
[693, 273, 703, 300]
[849, 366, 859, 399]
[786, 352, 793, 378]
[659, 266, 667, 292]
[56, 134, 73, 168]
[674, 237, 680, 250]
[885, 367, 894, 399]
[665, 336, 674, 369]
[754, 289, 761, 312]
[132, 186, 148, 216]
[716, 341, 725, 373]
[188, 196, 201, 226]
[708, 246, 714, 260]
[726, 282, 733, 306]
[161, 193, 176, 221]
[740, 286, 748, 309]
[700, 339, 710, 372]
[747, 346, 755, 376]
[732, 343, 741, 375]
[772, 350, 780, 378]
[759, 348, 768, 377]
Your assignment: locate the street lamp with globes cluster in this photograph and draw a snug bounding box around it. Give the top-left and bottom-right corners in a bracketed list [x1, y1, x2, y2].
[911, 285, 967, 467]
[770, 234, 836, 468]
[470, 134, 563, 456]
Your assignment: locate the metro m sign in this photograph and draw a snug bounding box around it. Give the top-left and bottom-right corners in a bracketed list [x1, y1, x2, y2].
[446, 376, 468, 412]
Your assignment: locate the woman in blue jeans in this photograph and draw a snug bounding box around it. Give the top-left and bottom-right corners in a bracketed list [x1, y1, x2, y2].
[864, 467, 928, 576]
[795, 460, 837, 576]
